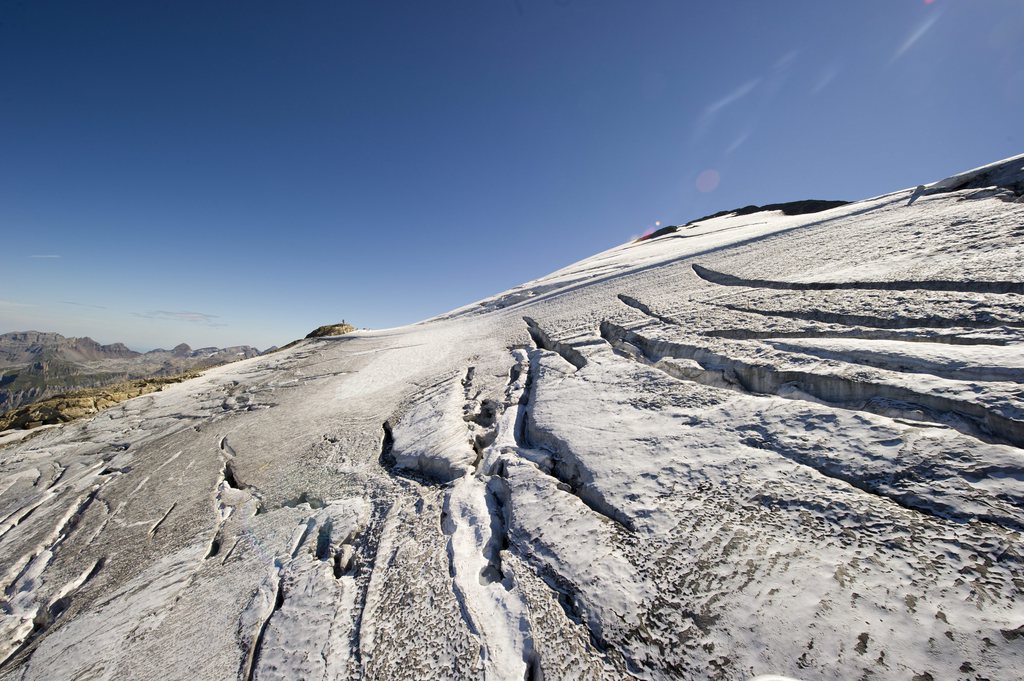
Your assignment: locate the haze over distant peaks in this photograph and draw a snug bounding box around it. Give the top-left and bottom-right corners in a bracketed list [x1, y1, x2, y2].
[0, 330, 263, 415]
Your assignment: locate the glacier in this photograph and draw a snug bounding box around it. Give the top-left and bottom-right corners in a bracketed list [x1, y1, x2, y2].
[0, 155, 1023, 680]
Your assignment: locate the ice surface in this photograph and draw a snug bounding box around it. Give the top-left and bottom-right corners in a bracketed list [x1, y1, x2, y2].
[1, 155, 1024, 679]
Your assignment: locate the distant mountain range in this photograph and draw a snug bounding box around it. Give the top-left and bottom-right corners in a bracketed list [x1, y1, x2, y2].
[0, 330, 263, 414]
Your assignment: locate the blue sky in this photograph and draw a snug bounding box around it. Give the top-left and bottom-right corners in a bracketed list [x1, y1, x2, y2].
[1, 0, 1022, 350]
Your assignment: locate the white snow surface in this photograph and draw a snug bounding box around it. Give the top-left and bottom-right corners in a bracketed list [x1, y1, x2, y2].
[1, 155, 1024, 680]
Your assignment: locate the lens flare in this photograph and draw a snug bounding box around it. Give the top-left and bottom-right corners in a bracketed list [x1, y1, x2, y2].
[696, 169, 720, 193]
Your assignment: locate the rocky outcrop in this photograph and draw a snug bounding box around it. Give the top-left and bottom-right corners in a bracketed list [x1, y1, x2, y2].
[685, 198, 850, 224]
[305, 322, 356, 339]
[0, 372, 199, 431]
[635, 198, 849, 242]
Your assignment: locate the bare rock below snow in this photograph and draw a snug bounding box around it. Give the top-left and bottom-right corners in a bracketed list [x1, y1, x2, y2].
[0, 372, 201, 431]
[306, 322, 357, 339]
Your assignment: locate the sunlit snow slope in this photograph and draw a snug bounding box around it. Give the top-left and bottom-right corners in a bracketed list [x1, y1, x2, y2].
[1, 155, 1023, 681]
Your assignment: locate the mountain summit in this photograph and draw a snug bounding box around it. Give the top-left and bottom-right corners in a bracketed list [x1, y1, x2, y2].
[1, 155, 1022, 680]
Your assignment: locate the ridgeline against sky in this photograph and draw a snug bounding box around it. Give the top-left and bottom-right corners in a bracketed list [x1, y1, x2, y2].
[1, 0, 1021, 349]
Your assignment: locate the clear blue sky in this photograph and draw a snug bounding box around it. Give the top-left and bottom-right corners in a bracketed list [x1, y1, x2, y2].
[2, 0, 1021, 350]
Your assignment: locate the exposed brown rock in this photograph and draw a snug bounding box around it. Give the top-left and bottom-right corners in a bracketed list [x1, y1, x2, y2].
[305, 322, 356, 339]
[0, 372, 200, 431]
